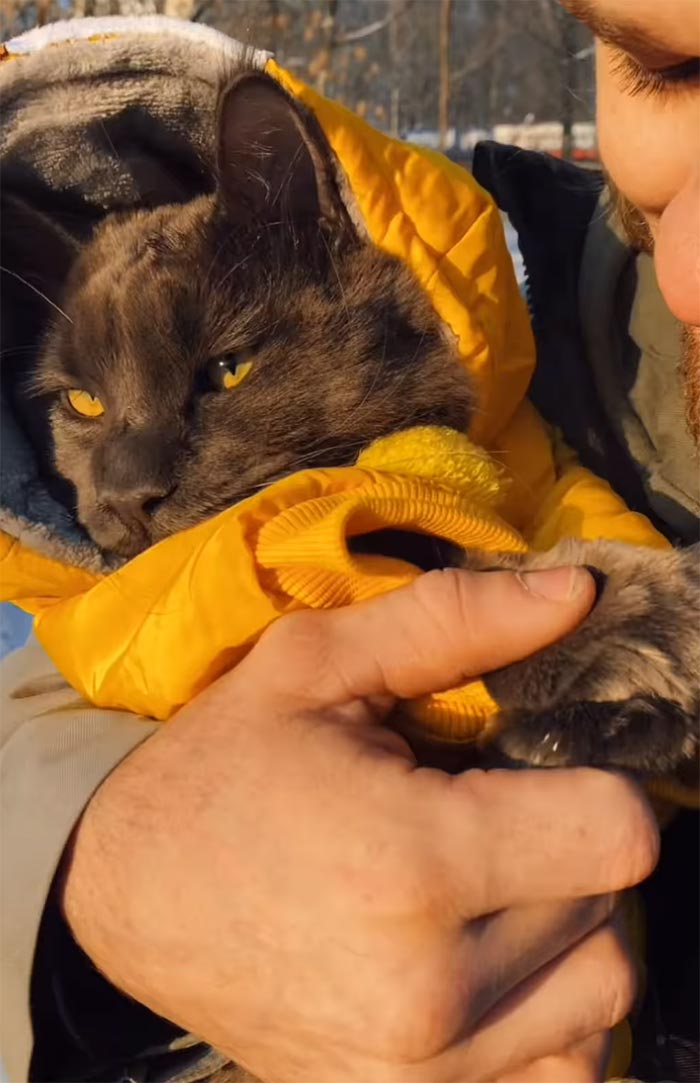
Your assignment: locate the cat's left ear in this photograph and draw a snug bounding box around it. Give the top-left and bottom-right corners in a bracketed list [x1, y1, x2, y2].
[216, 71, 358, 244]
[1, 192, 79, 302]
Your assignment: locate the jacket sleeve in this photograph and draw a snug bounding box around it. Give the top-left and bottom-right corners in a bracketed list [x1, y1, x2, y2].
[0, 636, 157, 1081]
[493, 399, 671, 552]
[526, 432, 672, 551]
[472, 141, 670, 527]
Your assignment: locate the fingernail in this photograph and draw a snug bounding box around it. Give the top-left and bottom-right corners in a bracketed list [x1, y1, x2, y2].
[517, 566, 590, 601]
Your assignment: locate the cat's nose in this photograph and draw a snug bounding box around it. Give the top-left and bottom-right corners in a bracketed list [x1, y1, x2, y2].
[99, 483, 175, 525]
[94, 431, 180, 525]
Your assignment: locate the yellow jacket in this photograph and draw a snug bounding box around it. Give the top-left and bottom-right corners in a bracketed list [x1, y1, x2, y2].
[0, 58, 669, 735]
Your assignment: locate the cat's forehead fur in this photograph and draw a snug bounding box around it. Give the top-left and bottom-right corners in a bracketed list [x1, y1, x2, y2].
[59, 199, 221, 406]
[51, 195, 457, 409]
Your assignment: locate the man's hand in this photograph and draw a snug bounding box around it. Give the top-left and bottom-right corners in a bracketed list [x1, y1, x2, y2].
[63, 567, 658, 1082]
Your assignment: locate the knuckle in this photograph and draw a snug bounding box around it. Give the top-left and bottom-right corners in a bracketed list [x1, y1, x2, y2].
[374, 970, 461, 1064]
[598, 931, 638, 1030]
[588, 772, 660, 887]
[618, 806, 661, 887]
[252, 610, 342, 701]
[257, 609, 334, 676]
[412, 567, 479, 645]
[415, 566, 473, 613]
[260, 609, 326, 654]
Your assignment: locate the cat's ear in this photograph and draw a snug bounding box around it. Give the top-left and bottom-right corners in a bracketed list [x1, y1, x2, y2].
[1, 193, 79, 370]
[1, 192, 79, 309]
[216, 71, 357, 242]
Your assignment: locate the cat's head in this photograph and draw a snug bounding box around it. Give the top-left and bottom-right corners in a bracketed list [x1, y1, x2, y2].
[25, 73, 474, 559]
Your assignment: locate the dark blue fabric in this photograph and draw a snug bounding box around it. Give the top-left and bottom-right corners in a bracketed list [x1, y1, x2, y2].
[474, 140, 699, 1083]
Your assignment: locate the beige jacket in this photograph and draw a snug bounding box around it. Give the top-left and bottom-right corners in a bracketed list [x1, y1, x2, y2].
[0, 637, 156, 1081]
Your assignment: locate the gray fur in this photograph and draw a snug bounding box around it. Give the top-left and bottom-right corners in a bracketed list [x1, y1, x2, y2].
[473, 539, 700, 772]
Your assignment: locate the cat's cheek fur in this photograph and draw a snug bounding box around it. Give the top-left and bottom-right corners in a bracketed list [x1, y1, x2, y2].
[47, 411, 137, 557]
[49, 413, 91, 517]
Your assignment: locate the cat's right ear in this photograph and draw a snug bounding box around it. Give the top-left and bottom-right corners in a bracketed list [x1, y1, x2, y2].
[215, 71, 358, 244]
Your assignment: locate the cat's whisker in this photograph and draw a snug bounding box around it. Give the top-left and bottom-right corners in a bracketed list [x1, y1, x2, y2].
[0, 266, 73, 325]
[0, 344, 41, 359]
[204, 232, 235, 283]
[259, 446, 362, 483]
[224, 440, 371, 503]
[97, 119, 120, 164]
[234, 441, 502, 507]
[286, 439, 365, 469]
[406, 328, 429, 368]
[340, 322, 396, 427]
[217, 253, 253, 290]
[319, 231, 349, 319]
[271, 142, 306, 210]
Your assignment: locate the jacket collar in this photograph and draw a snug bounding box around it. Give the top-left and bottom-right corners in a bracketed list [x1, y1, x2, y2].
[579, 190, 700, 543]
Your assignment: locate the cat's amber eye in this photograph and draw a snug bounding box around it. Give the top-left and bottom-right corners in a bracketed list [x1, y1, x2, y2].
[66, 388, 105, 418]
[207, 353, 254, 392]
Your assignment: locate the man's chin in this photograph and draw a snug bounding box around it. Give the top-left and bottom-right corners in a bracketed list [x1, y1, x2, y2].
[681, 326, 700, 448]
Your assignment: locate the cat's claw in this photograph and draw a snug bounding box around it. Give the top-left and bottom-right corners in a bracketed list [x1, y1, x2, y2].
[494, 695, 699, 773]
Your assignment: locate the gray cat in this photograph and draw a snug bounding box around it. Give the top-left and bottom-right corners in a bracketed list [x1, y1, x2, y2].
[9, 70, 700, 776]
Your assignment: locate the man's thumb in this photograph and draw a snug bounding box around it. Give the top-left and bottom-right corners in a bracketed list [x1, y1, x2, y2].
[250, 566, 595, 707]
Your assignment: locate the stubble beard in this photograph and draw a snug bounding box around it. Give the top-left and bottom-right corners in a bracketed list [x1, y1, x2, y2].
[681, 326, 700, 449]
[608, 179, 700, 448]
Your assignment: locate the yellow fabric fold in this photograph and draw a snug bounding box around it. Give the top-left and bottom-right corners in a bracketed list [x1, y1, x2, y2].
[3, 429, 526, 723]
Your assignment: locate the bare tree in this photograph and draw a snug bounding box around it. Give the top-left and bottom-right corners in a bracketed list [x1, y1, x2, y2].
[438, 0, 453, 149]
[1, 0, 594, 149]
[509, 0, 590, 156]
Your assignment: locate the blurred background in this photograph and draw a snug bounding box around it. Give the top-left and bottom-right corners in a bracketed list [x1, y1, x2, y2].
[0, 0, 596, 660]
[1, 0, 596, 159]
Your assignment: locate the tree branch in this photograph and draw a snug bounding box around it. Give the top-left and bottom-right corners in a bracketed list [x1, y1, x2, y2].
[331, 5, 407, 49]
[450, 23, 514, 82]
[332, 15, 391, 45]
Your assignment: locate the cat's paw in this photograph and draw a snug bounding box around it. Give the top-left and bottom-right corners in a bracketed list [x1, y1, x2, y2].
[481, 540, 700, 773]
[494, 695, 699, 772]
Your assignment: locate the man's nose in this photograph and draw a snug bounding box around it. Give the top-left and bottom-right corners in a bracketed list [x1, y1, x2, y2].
[655, 171, 700, 327]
